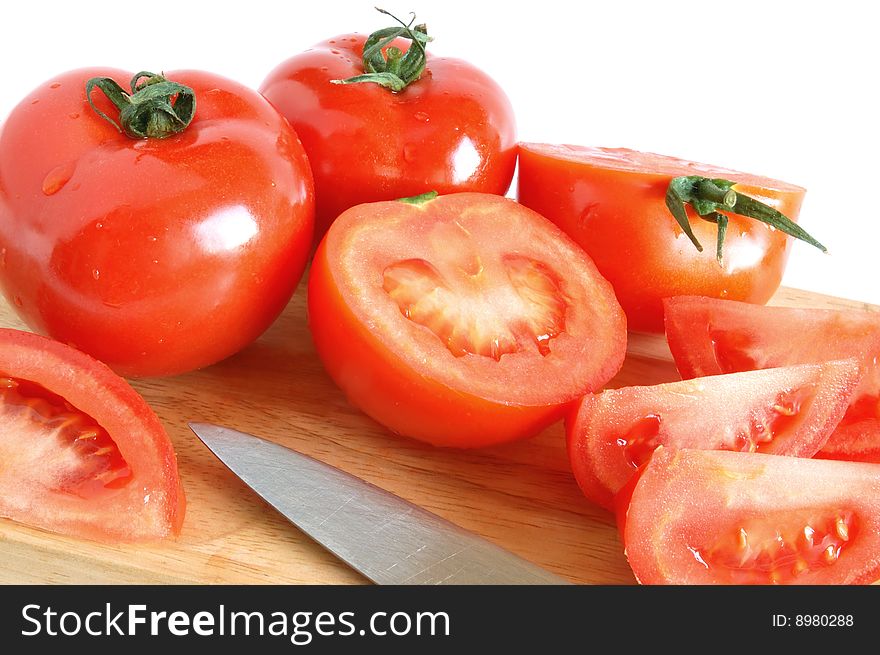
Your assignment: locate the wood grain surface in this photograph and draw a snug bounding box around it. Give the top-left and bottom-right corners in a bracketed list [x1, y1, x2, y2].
[0, 285, 876, 585]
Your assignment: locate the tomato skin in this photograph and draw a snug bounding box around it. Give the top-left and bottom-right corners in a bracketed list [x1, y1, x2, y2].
[664, 295, 880, 462]
[516, 144, 806, 332]
[567, 360, 861, 510]
[624, 448, 880, 585]
[307, 193, 626, 448]
[260, 34, 517, 238]
[0, 328, 184, 541]
[0, 68, 314, 377]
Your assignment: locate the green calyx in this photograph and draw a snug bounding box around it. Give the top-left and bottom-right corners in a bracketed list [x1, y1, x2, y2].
[665, 176, 826, 263]
[397, 190, 438, 205]
[85, 71, 196, 139]
[331, 8, 432, 93]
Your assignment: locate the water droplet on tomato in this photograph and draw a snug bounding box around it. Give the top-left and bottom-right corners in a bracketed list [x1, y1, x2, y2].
[41, 162, 76, 196]
[720, 289, 729, 298]
[49, 82, 61, 89]
[92, 269, 100, 280]
[30, 99, 39, 105]
[147, 235, 158, 243]
[13, 296, 23, 308]
[320, 66, 329, 72]
[403, 143, 417, 162]
[329, 40, 336, 44]
[68, 112, 79, 119]
[414, 111, 430, 122]
[578, 202, 600, 230]
[151, 259, 159, 265]
[95, 222, 103, 229]
[331, 49, 341, 55]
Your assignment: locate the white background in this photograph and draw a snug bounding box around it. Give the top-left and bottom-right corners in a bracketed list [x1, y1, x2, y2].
[2, 0, 877, 304]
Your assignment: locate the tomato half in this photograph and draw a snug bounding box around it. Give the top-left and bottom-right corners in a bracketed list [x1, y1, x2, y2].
[0, 68, 314, 377]
[516, 144, 808, 332]
[664, 296, 880, 462]
[308, 192, 626, 447]
[623, 448, 880, 584]
[568, 360, 861, 510]
[260, 26, 516, 239]
[0, 328, 184, 541]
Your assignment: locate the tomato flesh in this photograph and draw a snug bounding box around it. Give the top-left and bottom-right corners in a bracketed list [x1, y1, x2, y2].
[1, 375, 131, 497]
[517, 143, 806, 332]
[664, 295, 880, 461]
[623, 448, 880, 584]
[308, 192, 627, 447]
[568, 360, 860, 510]
[695, 509, 857, 584]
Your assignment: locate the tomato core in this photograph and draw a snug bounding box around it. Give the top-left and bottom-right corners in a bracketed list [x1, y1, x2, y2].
[692, 510, 857, 584]
[382, 253, 568, 361]
[0, 373, 132, 498]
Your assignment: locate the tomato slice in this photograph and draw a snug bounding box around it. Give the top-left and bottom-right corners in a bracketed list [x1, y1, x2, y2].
[623, 448, 880, 584]
[0, 328, 184, 541]
[568, 360, 861, 510]
[307, 192, 627, 447]
[664, 295, 880, 461]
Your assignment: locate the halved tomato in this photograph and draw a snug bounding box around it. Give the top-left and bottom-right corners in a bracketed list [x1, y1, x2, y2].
[568, 360, 861, 510]
[307, 192, 627, 447]
[664, 295, 880, 461]
[623, 448, 880, 584]
[0, 328, 184, 541]
[517, 144, 810, 332]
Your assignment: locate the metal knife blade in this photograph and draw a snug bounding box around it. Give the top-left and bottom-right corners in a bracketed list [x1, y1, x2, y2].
[189, 422, 569, 585]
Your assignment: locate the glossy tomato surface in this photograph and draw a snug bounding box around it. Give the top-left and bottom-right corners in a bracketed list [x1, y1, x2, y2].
[0, 68, 314, 377]
[664, 296, 880, 462]
[260, 34, 516, 238]
[0, 328, 184, 541]
[568, 360, 860, 510]
[308, 193, 626, 447]
[517, 144, 807, 332]
[623, 448, 880, 584]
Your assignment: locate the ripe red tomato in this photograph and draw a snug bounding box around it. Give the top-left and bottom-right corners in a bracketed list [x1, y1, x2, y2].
[622, 448, 880, 584]
[517, 144, 811, 332]
[308, 192, 626, 447]
[0, 328, 184, 541]
[664, 296, 880, 462]
[260, 18, 516, 239]
[568, 360, 860, 510]
[0, 68, 314, 377]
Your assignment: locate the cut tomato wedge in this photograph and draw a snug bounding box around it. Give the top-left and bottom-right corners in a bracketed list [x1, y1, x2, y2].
[308, 192, 627, 447]
[623, 448, 880, 584]
[0, 328, 184, 541]
[568, 360, 861, 510]
[664, 295, 880, 462]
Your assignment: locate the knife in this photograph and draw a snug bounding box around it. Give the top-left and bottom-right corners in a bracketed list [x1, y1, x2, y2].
[189, 422, 569, 585]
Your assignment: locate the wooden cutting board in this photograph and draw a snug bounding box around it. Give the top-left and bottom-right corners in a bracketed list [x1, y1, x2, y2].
[1, 285, 876, 584]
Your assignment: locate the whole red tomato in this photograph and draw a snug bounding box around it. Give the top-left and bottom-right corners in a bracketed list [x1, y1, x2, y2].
[0, 68, 314, 377]
[517, 144, 814, 332]
[260, 11, 517, 238]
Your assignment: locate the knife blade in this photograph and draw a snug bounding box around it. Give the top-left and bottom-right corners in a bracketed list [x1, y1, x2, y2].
[189, 422, 569, 585]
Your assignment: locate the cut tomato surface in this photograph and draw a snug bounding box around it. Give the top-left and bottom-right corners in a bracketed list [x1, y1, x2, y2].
[308, 192, 627, 447]
[664, 295, 880, 461]
[623, 448, 880, 584]
[568, 360, 861, 510]
[0, 328, 184, 541]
